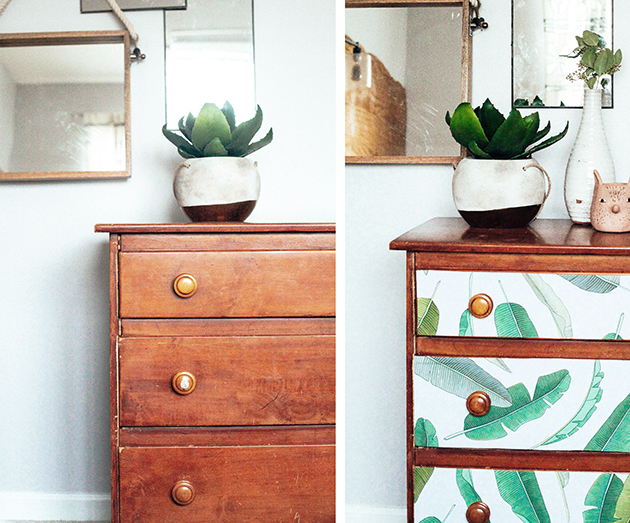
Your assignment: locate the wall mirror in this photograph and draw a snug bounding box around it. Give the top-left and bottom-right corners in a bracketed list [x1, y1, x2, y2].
[345, 0, 471, 165]
[513, 0, 614, 108]
[0, 31, 130, 181]
[164, 0, 255, 129]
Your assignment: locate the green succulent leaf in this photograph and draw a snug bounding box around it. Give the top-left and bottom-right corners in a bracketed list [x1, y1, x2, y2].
[162, 124, 201, 158]
[227, 105, 264, 156]
[485, 108, 529, 159]
[448, 103, 489, 151]
[203, 137, 229, 157]
[477, 99, 505, 141]
[191, 103, 232, 152]
[522, 112, 541, 149]
[176, 146, 196, 159]
[245, 128, 274, 156]
[531, 121, 551, 144]
[468, 140, 493, 159]
[513, 121, 569, 159]
[221, 101, 236, 132]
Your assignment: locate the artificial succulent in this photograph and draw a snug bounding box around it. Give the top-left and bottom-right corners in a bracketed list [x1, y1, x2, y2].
[445, 99, 569, 160]
[163, 101, 273, 159]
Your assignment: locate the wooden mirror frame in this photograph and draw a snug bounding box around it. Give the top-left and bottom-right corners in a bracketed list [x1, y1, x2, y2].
[0, 30, 131, 181]
[345, 0, 472, 165]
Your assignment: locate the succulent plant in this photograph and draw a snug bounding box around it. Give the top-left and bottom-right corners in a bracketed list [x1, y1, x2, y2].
[162, 101, 273, 159]
[445, 99, 569, 160]
[564, 30, 622, 90]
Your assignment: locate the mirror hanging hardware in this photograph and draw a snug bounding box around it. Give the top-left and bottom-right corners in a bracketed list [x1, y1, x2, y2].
[470, 0, 488, 34]
[131, 46, 145, 62]
[345, 37, 363, 81]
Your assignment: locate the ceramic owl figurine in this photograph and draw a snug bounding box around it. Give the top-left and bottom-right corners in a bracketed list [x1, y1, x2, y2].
[590, 170, 630, 233]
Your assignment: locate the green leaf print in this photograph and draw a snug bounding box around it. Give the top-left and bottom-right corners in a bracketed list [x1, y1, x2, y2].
[414, 467, 434, 503]
[495, 470, 551, 523]
[495, 281, 538, 338]
[585, 392, 630, 452]
[414, 418, 437, 502]
[583, 474, 624, 523]
[560, 274, 621, 294]
[523, 273, 573, 338]
[414, 356, 512, 407]
[417, 281, 441, 336]
[419, 518, 441, 523]
[534, 361, 603, 448]
[456, 469, 483, 506]
[604, 313, 625, 340]
[613, 475, 630, 523]
[459, 309, 474, 336]
[415, 418, 438, 448]
[446, 370, 571, 440]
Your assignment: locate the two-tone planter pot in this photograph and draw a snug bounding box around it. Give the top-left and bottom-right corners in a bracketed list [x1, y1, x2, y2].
[173, 157, 260, 222]
[452, 158, 551, 229]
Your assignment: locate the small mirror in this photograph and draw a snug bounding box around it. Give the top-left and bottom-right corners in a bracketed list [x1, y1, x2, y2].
[0, 31, 130, 181]
[345, 0, 471, 164]
[512, 0, 614, 108]
[165, 0, 256, 129]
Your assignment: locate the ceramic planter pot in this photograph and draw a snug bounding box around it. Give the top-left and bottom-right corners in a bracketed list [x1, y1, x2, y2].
[173, 157, 261, 222]
[452, 158, 551, 228]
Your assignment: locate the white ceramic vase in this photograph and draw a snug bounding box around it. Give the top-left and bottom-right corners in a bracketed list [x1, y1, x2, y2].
[173, 157, 261, 222]
[564, 87, 615, 224]
[452, 158, 551, 228]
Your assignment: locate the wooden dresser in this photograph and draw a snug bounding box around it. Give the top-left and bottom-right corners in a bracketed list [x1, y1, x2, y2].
[95, 223, 335, 523]
[390, 218, 630, 523]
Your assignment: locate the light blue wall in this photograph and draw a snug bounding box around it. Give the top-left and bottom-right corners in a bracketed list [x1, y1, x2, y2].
[0, 0, 335, 520]
[345, 0, 630, 521]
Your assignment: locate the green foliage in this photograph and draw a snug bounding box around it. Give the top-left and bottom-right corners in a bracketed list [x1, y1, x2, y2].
[456, 469, 483, 507]
[495, 470, 550, 523]
[413, 418, 438, 502]
[414, 356, 513, 408]
[495, 302, 539, 338]
[585, 392, 630, 452]
[534, 361, 603, 447]
[162, 101, 273, 159]
[560, 274, 621, 293]
[417, 281, 441, 336]
[446, 369, 571, 441]
[523, 274, 573, 338]
[565, 30, 623, 89]
[414, 467, 434, 503]
[583, 474, 624, 523]
[445, 99, 568, 159]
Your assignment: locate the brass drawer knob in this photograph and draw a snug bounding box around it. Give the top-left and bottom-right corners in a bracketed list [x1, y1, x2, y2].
[172, 371, 197, 395]
[466, 501, 491, 523]
[173, 273, 198, 298]
[171, 480, 195, 506]
[468, 293, 493, 319]
[467, 391, 491, 417]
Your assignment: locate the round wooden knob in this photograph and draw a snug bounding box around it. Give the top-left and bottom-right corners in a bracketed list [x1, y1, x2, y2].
[171, 480, 195, 505]
[469, 293, 493, 319]
[466, 501, 491, 523]
[467, 391, 491, 416]
[172, 371, 196, 395]
[173, 274, 198, 298]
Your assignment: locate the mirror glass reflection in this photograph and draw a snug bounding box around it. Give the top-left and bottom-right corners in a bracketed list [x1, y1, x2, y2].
[513, 0, 613, 108]
[345, 6, 463, 159]
[165, 0, 256, 128]
[0, 33, 128, 179]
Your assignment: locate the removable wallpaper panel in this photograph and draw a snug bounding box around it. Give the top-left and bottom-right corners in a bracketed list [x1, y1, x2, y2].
[414, 270, 630, 521]
[415, 468, 630, 523]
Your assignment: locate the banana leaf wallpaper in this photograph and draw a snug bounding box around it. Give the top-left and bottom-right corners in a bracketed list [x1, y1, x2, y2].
[413, 271, 630, 522]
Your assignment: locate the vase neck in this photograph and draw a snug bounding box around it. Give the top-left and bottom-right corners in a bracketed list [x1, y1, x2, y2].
[583, 88, 603, 109]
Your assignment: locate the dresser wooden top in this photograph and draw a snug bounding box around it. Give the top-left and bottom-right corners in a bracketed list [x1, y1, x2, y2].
[95, 223, 335, 234]
[390, 218, 630, 256]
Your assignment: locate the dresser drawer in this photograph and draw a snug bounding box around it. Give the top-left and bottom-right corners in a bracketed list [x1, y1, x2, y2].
[118, 250, 335, 318]
[118, 445, 335, 523]
[416, 270, 629, 340]
[414, 357, 630, 452]
[414, 466, 630, 523]
[119, 336, 335, 426]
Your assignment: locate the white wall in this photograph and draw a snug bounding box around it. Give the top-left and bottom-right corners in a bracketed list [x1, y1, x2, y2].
[345, 0, 630, 521]
[0, 0, 335, 520]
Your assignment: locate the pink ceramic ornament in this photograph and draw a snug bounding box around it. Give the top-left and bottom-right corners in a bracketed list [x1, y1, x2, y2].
[590, 170, 630, 233]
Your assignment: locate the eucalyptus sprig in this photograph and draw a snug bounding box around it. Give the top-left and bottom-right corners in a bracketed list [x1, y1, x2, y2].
[564, 30, 622, 90]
